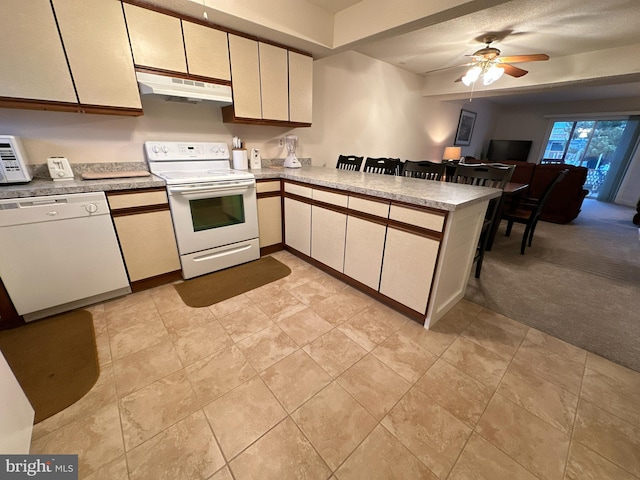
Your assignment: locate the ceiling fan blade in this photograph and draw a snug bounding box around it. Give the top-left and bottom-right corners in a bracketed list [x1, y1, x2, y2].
[500, 63, 528, 77]
[423, 62, 473, 75]
[499, 54, 549, 63]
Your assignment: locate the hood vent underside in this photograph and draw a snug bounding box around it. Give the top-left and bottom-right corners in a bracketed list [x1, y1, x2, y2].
[136, 72, 233, 105]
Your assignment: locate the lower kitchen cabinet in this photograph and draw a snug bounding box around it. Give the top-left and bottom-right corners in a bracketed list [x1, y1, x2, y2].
[379, 227, 440, 314]
[311, 205, 347, 272]
[284, 197, 311, 256]
[343, 215, 386, 290]
[107, 189, 181, 288]
[257, 196, 282, 250]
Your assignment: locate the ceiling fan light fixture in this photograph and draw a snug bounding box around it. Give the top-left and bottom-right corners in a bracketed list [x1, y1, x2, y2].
[461, 66, 482, 86]
[482, 63, 504, 85]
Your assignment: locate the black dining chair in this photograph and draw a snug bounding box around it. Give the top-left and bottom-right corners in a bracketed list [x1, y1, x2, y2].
[402, 160, 447, 181]
[502, 169, 569, 254]
[363, 157, 401, 175]
[450, 163, 515, 278]
[336, 155, 364, 171]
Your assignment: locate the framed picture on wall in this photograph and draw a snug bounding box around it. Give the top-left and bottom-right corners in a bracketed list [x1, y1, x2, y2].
[454, 109, 477, 146]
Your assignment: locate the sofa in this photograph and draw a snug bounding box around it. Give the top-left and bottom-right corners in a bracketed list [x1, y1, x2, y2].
[487, 160, 589, 224]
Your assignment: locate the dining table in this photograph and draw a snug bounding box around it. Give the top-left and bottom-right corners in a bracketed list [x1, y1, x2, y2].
[486, 182, 529, 251]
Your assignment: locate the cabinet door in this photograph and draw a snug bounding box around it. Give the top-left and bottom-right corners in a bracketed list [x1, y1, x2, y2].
[344, 216, 386, 290]
[53, 0, 141, 109]
[183, 21, 231, 81]
[288, 51, 313, 123]
[311, 206, 346, 272]
[257, 196, 282, 248]
[228, 34, 262, 119]
[259, 42, 289, 121]
[284, 198, 311, 256]
[379, 228, 439, 314]
[124, 3, 187, 73]
[0, 0, 76, 103]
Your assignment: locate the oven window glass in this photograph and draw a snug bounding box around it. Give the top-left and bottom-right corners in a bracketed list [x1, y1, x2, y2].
[189, 195, 245, 231]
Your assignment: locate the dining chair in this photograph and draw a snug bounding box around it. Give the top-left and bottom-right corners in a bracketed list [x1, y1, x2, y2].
[336, 155, 364, 171]
[450, 163, 515, 278]
[502, 169, 569, 254]
[363, 157, 401, 175]
[402, 160, 446, 181]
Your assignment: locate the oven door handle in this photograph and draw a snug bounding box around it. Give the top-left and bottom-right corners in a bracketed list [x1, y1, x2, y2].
[168, 180, 255, 196]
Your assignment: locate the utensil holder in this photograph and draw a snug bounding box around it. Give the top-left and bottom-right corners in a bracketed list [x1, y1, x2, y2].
[232, 149, 248, 170]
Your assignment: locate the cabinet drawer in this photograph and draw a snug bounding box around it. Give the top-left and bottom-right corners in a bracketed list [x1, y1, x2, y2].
[284, 182, 312, 198]
[108, 190, 168, 210]
[348, 196, 390, 218]
[257, 181, 281, 194]
[313, 188, 347, 207]
[389, 204, 445, 232]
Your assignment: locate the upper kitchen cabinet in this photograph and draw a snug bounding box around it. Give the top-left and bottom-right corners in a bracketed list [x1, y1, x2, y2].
[227, 34, 263, 119]
[123, 3, 188, 74]
[289, 51, 313, 124]
[259, 43, 290, 122]
[0, 0, 77, 108]
[182, 21, 231, 81]
[53, 0, 142, 111]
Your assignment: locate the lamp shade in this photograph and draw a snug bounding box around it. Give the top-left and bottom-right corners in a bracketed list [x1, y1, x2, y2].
[443, 146, 462, 160]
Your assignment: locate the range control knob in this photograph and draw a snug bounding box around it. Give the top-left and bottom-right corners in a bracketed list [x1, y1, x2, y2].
[161, 145, 169, 153]
[85, 203, 99, 214]
[151, 145, 160, 153]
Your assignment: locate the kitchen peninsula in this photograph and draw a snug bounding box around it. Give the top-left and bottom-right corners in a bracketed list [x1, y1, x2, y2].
[0, 165, 499, 329]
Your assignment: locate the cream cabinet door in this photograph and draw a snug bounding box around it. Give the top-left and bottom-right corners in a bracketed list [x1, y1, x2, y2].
[53, 0, 141, 109]
[259, 43, 289, 121]
[0, 0, 76, 103]
[311, 206, 347, 272]
[343, 216, 386, 290]
[289, 51, 313, 123]
[379, 228, 440, 314]
[228, 34, 262, 119]
[257, 196, 282, 248]
[124, 3, 187, 73]
[284, 198, 311, 256]
[183, 21, 231, 81]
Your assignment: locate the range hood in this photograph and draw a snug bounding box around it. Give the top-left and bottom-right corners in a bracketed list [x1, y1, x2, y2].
[136, 72, 232, 105]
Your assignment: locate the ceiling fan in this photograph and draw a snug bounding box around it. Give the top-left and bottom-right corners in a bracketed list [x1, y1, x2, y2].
[428, 36, 549, 86]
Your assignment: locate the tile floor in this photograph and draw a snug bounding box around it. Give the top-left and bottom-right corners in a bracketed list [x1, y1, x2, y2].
[29, 251, 640, 479]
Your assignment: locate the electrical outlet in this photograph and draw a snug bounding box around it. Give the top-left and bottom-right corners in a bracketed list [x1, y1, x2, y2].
[278, 137, 284, 147]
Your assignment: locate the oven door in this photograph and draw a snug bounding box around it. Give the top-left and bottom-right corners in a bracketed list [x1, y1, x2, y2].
[167, 179, 259, 255]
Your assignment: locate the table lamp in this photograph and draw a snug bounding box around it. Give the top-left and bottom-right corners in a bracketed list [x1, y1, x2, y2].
[443, 146, 462, 162]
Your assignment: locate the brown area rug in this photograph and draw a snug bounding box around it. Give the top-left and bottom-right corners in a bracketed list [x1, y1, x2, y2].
[0, 310, 99, 423]
[174, 256, 291, 308]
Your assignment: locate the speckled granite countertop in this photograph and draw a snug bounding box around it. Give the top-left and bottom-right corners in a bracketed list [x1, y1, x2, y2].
[0, 165, 500, 211]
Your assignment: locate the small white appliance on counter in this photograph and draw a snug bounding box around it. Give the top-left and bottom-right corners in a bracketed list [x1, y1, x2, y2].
[0, 192, 131, 321]
[47, 156, 74, 181]
[250, 148, 262, 170]
[283, 134, 301, 168]
[0, 135, 32, 184]
[145, 141, 259, 279]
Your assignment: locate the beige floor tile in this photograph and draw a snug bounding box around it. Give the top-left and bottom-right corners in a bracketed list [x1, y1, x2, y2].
[476, 394, 570, 480]
[104, 291, 154, 318]
[441, 337, 511, 388]
[435, 301, 480, 333]
[254, 289, 308, 322]
[217, 305, 273, 342]
[207, 293, 254, 319]
[367, 303, 411, 331]
[277, 307, 333, 346]
[83, 456, 129, 480]
[302, 329, 367, 378]
[30, 403, 124, 477]
[210, 466, 234, 480]
[337, 306, 396, 351]
[497, 362, 578, 435]
[565, 441, 638, 480]
[310, 287, 373, 326]
[203, 376, 287, 460]
[149, 283, 186, 314]
[289, 278, 342, 306]
[113, 339, 183, 397]
[382, 387, 472, 478]
[291, 382, 377, 470]
[169, 320, 233, 367]
[275, 266, 323, 291]
[108, 313, 169, 360]
[158, 305, 214, 335]
[94, 330, 113, 368]
[475, 308, 529, 337]
[573, 399, 640, 477]
[337, 354, 410, 420]
[336, 425, 438, 480]
[119, 370, 199, 451]
[185, 344, 257, 405]
[237, 323, 299, 372]
[460, 317, 525, 359]
[398, 318, 459, 356]
[525, 328, 587, 365]
[260, 349, 331, 412]
[415, 359, 494, 428]
[448, 432, 539, 480]
[105, 306, 159, 334]
[371, 331, 437, 383]
[229, 417, 331, 480]
[512, 340, 584, 395]
[126, 410, 225, 480]
[582, 355, 640, 427]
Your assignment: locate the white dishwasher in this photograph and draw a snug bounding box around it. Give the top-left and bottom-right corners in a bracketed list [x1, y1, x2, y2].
[0, 192, 131, 321]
